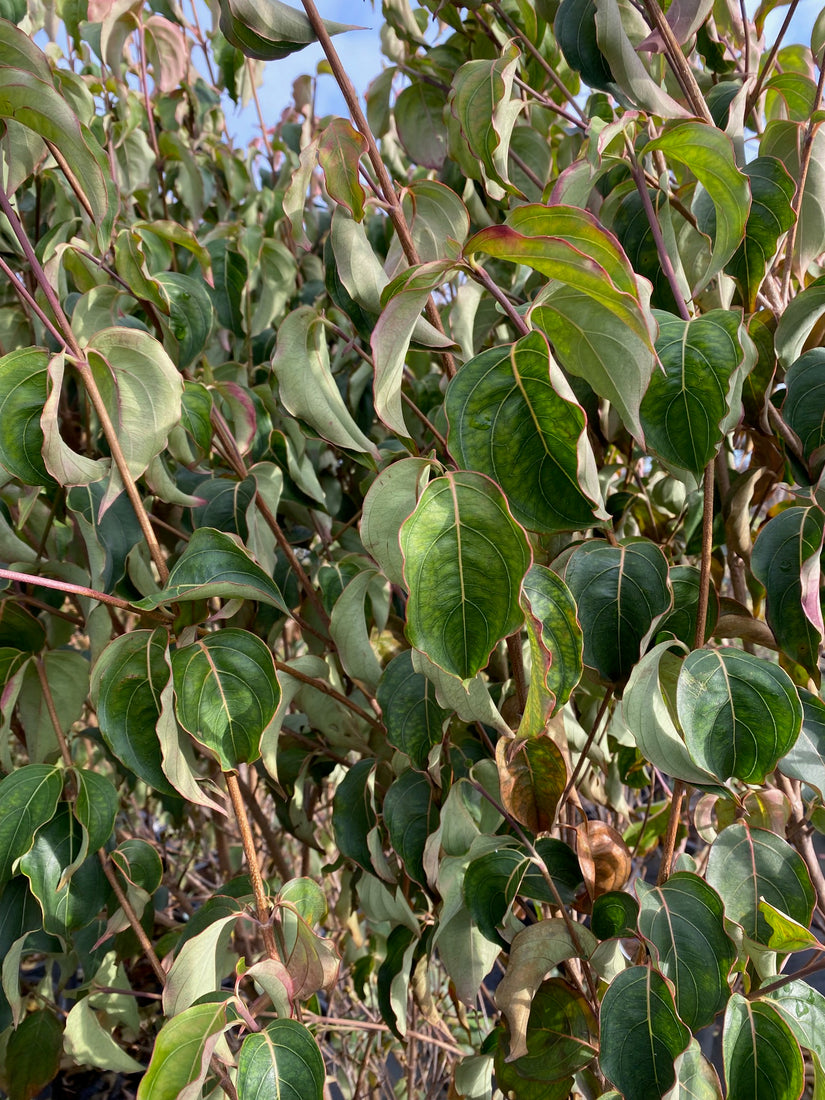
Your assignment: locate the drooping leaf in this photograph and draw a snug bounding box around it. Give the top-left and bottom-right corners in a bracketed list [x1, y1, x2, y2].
[271, 305, 380, 457]
[783, 349, 825, 470]
[728, 158, 796, 311]
[779, 688, 825, 799]
[562, 539, 671, 683]
[639, 310, 754, 481]
[496, 734, 567, 835]
[752, 504, 825, 676]
[361, 457, 433, 588]
[157, 272, 214, 370]
[723, 994, 804, 1100]
[774, 275, 825, 370]
[500, 978, 597, 1083]
[73, 769, 118, 853]
[206, 239, 247, 331]
[599, 966, 691, 1100]
[328, 567, 384, 690]
[136, 1000, 233, 1100]
[677, 649, 802, 784]
[520, 564, 583, 731]
[643, 123, 750, 293]
[64, 997, 144, 1074]
[7, 1008, 63, 1100]
[19, 803, 108, 937]
[0, 764, 62, 887]
[17, 648, 88, 764]
[664, 1039, 724, 1100]
[171, 628, 281, 770]
[637, 872, 736, 1030]
[136, 527, 288, 613]
[219, 0, 359, 60]
[0, 601, 45, 653]
[383, 769, 437, 886]
[376, 650, 449, 769]
[705, 823, 814, 944]
[317, 117, 367, 221]
[556, 0, 614, 90]
[445, 331, 607, 533]
[400, 471, 531, 680]
[332, 758, 376, 872]
[464, 204, 657, 441]
[591, 890, 640, 939]
[377, 924, 416, 1040]
[164, 911, 239, 1015]
[91, 629, 178, 797]
[0, 348, 53, 485]
[495, 918, 598, 1061]
[237, 1018, 325, 1100]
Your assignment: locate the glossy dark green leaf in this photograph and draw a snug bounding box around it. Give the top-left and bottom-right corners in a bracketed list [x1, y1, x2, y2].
[136, 1000, 232, 1100]
[643, 123, 750, 293]
[752, 504, 825, 676]
[179, 381, 213, 456]
[600, 966, 691, 1100]
[67, 482, 144, 592]
[779, 688, 825, 798]
[332, 758, 376, 872]
[723, 994, 804, 1100]
[73, 769, 118, 853]
[591, 891, 640, 939]
[445, 330, 606, 533]
[0, 600, 46, 653]
[157, 272, 214, 369]
[0, 348, 53, 485]
[0, 764, 62, 887]
[395, 80, 448, 169]
[376, 650, 449, 769]
[112, 837, 163, 896]
[520, 564, 583, 732]
[706, 823, 814, 944]
[656, 565, 719, 647]
[400, 471, 531, 680]
[728, 158, 796, 311]
[191, 476, 255, 536]
[383, 770, 437, 886]
[508, 978, 597, 1082]
[171, 628, 280, 770]
[377, 924, 415, 1041]
[637, 872, 736, 1030]
[640, 310, 753, 480]
[7, 1008, 63, 1100]
[206, 239, 247, 331]
[137, 527, 288, 613]
[783, 349, 825, 468]
[19, 804, 108, 937]
[90, 629, 177, 797]
[555, 0, 613, 89]
[677, 649, 802, 784]
[237, 1018, 325, 1100]
[563, 539, 671, 683]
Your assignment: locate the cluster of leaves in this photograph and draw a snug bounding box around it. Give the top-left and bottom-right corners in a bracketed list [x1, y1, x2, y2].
[1, 0, 825, 1096]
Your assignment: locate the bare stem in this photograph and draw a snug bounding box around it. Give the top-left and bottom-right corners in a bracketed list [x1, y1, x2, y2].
[272, 658, 384, 733]
[99, 851, 167, 986]
[0, 567, 168, 618]
[225, 771, 280, 961]
[640, 0, 713, 122]
[628, 154, 691, 321]
[36, 658, 73, 769]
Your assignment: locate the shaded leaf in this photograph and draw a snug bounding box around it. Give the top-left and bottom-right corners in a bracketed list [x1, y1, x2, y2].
[520, 565, 583, 733]
[663, 1039, 723, 1100]
[157, 273, 214, 370]
[500, 978, 597, 1082]
[0, 764, 62, 887]
[600, 966, 691, 1100]
[729, 158, 796, 311]
[591, 890, 639, 939]
[206, 239, 246, 331]
[395, 81, 449, 169]
[376, 650, 449, 769]
[400, 471, 531, 681]
[136, 1000, 232, 1100]
[783, 349, 825, 469]
[445, 330, 607, 533]
[64, 997, 144, 1074]
[332, 758, 376, 872]
[383, 769, 437, 885]
[74, 769, 118, 853]
[361, 457, 433, 587]
[656, 564, 719, 648]
[0, 348, 53, 485]
[317, 118, 366, 220]
[496, 734, 566, 835]
[779, 688, 825, 799]
[723, 994, 804, 1100]
[7, 1009, 63, 1100]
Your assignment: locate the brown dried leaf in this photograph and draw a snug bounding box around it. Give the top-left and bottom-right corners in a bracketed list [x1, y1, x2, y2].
[576, 820, 631, 902]
[496, 733, 567, 835]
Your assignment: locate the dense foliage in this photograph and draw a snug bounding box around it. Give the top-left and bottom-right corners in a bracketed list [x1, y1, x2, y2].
[0, 0, 824, 1095]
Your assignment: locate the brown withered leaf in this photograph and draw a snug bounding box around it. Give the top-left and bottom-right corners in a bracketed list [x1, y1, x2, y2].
[496, 733, 567, 834]
[577, 820, 631, 902]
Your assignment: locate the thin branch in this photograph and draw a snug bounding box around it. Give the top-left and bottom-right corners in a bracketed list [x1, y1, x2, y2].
[0, 567, 168, 618]
[628, 152, 691, 321]
[0, 254, 66, 346]
[559, 687, 614, 814]
[639, 0, 714, 122]
[225, 771, 280, 961]
[36, 658, 73, 769]
[99, 851, 167, 986]
[272, 658, 384, 733]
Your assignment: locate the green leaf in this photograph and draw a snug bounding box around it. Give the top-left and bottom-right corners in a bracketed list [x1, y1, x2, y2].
[728, 158, 796, 311]
[171, 628, 280, 770]
[591, 891, 640, 939]
[520, 564, 583, 729]
[7, 1009, 63, 1100]
[136, 527, 288, 613]
[206, 239, 247, 331]
[328, 567, 384, 690]
[17, 649, 88, 764]
[760, 121, 825, 279]
[332, 758, 376, 872]
[766, 978, 825, 1068]
[705, 823, 814, 944]
[636, 872, 736, 1030]
[237, 1018, 325, 1100]
[91, 628, 178, 797]
[74, 769, 118, 853]
[752, 504, 825, 676]
[271, 306, 380, 457]
[445, 330, 607, 533]
[783, 350, 825, 469]
[500, 978, 597, 1083]
[447, 41, 524, 200]
[759, 899, 822, 952]
[0, 348, 53, 485]
[383, 769, 437, 886]
[361, 457, 433, 588]
[723, 994, 804, 1100]
[136, 1000, 232, 1100]
[0, 764, 62, 887]
[639, 310, 754, 481]
[19, 803, 108, 937]
[495, 918, 598, 1061]
[600, 966, 691, 1100]
[677, 649, 802, 784]
[774, 275, 825, 369]
[563, 539, 671, 683]
[157, 272, 214, 370]
[664, 1039, 723, 1100]
[656, 565, 719, 648]
[317, 118, 367, 220]
[643, 123, 750, 293]
[64, 997, 144, 1074]
[376, 650, 449, 769]
[779, 688, 825, 799]
[0, 601, 46, 653]
[556, 0, 613, 90]
[400, 471, 531, 680]
[395, 80, 448, 169]
[377, 924, 416, 1040]
[164, 911, 239, 1015]
[219, 0, 359, 60]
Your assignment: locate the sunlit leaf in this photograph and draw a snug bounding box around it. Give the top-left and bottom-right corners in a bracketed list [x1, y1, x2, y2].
[0, 348, 53, 485]
[136, 1000, 233, 1100]
[0, 764, 62, 887]
[723, 994, 804, 1100]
